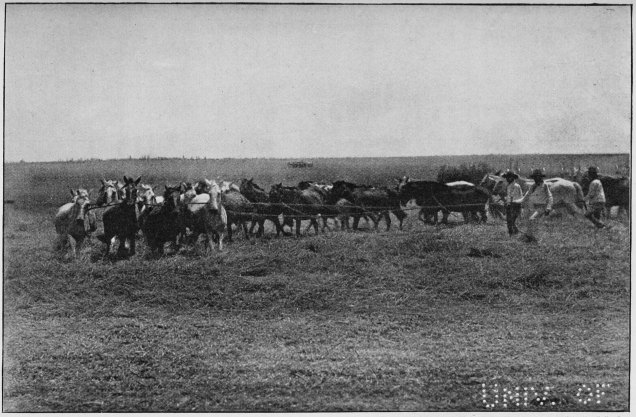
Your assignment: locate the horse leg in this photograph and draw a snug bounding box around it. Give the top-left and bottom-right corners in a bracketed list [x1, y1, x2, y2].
[384, 212, 391, 231]
[269, 217, 280, 236]
[54, 233, 67, 252]
[68, 236, 78, 259]
[75, 236, 85, 259]
[322, 216, 330, 232]
[226, 220, 233, 242]
[251, 217, 263, 236]
[312, 218, 320, 234]
[254, 219, 263, 237]
[204, 233, 214, 255]
[129, 233, 136, 256]
[480, 208, 488, 223]
[241, 221, 250, 238]
[295, 219, 302, 237]
[104, 236, 112, 258]
[396, 211, 406, 230]
[352, 215, 361, 230]
[217, 230, 225, 251]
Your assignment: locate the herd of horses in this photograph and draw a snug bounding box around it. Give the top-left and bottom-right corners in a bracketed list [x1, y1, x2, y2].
[53, 170, 630, 259]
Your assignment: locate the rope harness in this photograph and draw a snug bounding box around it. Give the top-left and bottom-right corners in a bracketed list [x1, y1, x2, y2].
[87, 198, 490, 219]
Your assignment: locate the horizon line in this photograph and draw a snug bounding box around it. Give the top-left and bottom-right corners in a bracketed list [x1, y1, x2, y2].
[4, 151, 631, 164]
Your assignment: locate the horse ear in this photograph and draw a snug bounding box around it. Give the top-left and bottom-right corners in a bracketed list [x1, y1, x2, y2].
[70, 188, 76, 197]
[123, 176, 129, 183]
[165, 185, 169, 191]
[134, 176, 141, 185]
[101, 179, 106, 186]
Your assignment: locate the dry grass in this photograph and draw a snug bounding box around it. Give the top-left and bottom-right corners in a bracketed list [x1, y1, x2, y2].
[3, 196, 629, 411]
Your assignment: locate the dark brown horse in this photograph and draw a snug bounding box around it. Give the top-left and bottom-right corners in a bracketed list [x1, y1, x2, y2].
[239, 178, 288, 237]
[140, 184, 183, 255]
[580, 174, 629, 217]
[97, 176, 141, 257]
[397, 177, 489, 224]
[331, 181, 405, 231]
[269, 183, 322, 236]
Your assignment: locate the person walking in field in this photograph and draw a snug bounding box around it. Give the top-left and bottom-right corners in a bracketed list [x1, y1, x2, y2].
[514, 168, 553, 243]
[502, 170, 523, 236]
[583, 166, 606, 229]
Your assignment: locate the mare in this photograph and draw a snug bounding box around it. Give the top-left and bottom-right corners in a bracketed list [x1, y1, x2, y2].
[269, 183, 322, 236]
[239, 178, 288, 237]
[192, 179, 252, 243]
[97, 176, 141, 257]
[183, 180, 228, 252]
[331, 181, 406, 231]
[397, 177, 489, 224]
[95, 179, 122, 207]
[141, 185, 184, 254]
[138, 184, 163, 206]
[54, 189, 97, 258]
[136, 184, 162, 231]
[297, 181, 343, 232]
[219, 180, 241, 193]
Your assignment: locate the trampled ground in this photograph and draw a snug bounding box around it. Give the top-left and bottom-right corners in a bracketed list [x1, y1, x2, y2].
[3, 198, 630, 411]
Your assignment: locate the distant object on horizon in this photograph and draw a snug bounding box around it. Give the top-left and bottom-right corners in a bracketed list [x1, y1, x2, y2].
[288, 161, 314, 168]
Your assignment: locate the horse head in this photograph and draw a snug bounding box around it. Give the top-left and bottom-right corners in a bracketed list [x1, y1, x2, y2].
[195, 179, 213, 194]
[207, 181, 222, 213]
[179, 182, 197, 204]
[268, 183, 285, 203]
[70, 192, 96, 234]
[219, 180, 240, 193]
[396, 176, 411, 192]
[96, 180, 120, 206]
[163, 185, 183, 212]
[137, 183, 158, 206]
[120, 176, 141, 206]
[331, 181, 356, 201]
[69, 188, 90, 202]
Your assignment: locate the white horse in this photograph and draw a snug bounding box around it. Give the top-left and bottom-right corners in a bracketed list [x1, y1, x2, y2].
[137, 184, 163, 206]
[219, 180, 241, 193]
[95, 179, 123, 206]
[54, 189, 96, 258]
[182, 180, 227, 253]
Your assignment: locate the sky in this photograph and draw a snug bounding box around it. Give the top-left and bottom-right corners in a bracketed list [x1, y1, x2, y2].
[4, 4, 632, 162]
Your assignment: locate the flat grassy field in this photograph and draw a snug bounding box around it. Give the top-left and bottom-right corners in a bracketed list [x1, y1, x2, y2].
[3, 154, 630, 411]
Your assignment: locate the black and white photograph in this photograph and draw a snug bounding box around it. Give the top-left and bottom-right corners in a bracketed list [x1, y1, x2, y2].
[3, 2, 631, 411]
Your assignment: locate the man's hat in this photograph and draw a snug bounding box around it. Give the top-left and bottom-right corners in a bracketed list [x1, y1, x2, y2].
[529, 168, 546, 178]
[501, 170, 519, 179]
[588, 166, 599, 175]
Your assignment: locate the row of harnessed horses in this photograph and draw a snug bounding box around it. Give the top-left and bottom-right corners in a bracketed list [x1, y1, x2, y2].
[54, 172, 627, 258]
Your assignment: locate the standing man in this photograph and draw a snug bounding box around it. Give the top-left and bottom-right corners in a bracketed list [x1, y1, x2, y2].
[584, 166, 606, 229]
[514, 169, 553, 243]
[502, 170, 523, 236]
